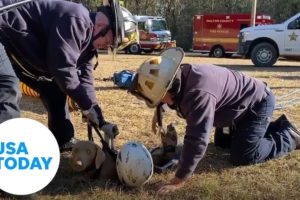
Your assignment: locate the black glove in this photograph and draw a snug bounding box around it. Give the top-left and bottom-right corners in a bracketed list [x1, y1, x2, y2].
[82, 104, 119, 137]
[82, 104, 105, 127]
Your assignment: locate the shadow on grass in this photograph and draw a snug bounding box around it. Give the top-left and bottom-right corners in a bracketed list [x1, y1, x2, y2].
[256, 75, 300, 80]
[194, 143, 233, 173]
[20, 95, 46, 115]
[185, 53, 241, 59]
[220, 64, 300, 72]
[94, 86, 124, 91]
[271, 86, 300, 89]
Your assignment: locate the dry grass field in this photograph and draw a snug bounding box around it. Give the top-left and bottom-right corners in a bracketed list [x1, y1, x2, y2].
[17, 53, 300, 199]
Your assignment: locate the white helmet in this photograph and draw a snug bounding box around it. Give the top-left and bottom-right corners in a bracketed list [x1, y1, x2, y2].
[116, 141, 153, 187]
[129, 47, 184, 108]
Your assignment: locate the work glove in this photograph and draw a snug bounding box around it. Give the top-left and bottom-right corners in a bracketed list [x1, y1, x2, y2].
[82, 104, 119, 137]
[82, 104, 104, 127]
[100, 122, 119, 138]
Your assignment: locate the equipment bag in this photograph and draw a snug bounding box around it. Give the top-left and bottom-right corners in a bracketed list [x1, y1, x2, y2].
[113, 70, 135, 89]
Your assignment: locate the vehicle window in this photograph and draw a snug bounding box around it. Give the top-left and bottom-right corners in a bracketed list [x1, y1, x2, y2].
[125, 21, 137, 33]
[138, 22, 146, 31]
[151, 20, 167, 31]
[288, 17, 300, 29]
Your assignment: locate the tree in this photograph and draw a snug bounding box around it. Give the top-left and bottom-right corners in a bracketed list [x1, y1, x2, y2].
[71, 0, 300, 51]
[274, 0, 300, 22]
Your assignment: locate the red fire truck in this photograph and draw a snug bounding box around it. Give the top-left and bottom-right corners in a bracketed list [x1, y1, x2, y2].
[127, 15, 176, 54]
[192, 13, 273, 57]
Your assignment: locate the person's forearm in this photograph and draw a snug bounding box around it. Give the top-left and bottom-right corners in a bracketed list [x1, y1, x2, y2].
[175, 139, 207, 180]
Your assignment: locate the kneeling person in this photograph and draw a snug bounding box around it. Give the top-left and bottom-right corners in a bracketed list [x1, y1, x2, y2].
[128, 47, 300, 194]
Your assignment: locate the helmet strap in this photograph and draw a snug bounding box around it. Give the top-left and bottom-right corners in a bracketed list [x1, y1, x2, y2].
[92, 24, 111, 41]
[156, 103, 164, 128]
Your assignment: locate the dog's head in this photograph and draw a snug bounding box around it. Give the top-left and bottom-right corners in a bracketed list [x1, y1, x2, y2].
[161, 123, 178, 149]
[70, 141, 106, 172]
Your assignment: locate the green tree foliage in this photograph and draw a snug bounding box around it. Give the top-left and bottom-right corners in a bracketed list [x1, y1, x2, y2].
[274, 0, 300, 22]
[72, 0, 300, 51]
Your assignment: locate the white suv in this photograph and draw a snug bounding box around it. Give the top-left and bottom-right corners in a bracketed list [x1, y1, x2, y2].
[238, 13, 300, 67]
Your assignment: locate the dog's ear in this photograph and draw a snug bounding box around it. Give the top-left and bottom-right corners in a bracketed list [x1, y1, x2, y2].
[95, 147, 106, 169]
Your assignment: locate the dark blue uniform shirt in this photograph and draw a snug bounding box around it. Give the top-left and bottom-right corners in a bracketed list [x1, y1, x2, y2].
[175, 64, 266, 179]
[0, 0, 97, 110]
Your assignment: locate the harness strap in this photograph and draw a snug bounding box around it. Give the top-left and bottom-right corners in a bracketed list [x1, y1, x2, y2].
[87, 123, 118, 161]
[157, 104, 163, 127]
[93, 25, 111, 41]
[10, 53, 54, 82]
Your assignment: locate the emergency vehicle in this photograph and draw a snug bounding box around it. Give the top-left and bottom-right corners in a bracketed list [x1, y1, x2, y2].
[126, 15, 176, 54]
[192, 13, 273, 57]
[238, 12, 300, 67]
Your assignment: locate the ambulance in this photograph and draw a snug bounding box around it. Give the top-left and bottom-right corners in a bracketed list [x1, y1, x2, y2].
[192, 13, 273, 57]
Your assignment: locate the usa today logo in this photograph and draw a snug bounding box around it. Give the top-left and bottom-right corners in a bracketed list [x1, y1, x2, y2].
[0, 118, 60, 195]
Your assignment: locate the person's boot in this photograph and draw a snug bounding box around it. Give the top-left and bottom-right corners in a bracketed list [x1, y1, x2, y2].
[275, 114, 300, 149]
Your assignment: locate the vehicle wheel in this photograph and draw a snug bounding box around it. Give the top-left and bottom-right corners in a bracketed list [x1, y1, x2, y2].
[143, 49, 154, 54]
[210, 46, 224, 58]
[251, 42, 278, 67]
[128, 43, 141, 54]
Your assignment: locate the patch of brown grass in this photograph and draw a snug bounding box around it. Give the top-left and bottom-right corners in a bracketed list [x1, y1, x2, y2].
[19, 54, 300, 199]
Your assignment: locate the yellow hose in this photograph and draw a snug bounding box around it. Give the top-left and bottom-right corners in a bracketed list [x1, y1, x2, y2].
[19, 82, 80, 111]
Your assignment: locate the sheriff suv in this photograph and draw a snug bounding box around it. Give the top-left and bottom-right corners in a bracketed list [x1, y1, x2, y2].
[238, 12, 300, 67]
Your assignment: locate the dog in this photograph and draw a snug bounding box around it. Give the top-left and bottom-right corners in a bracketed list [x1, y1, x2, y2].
[151, 123, 183, 171]
[70, 141, 118, 180]
[161, 123, 183, 159]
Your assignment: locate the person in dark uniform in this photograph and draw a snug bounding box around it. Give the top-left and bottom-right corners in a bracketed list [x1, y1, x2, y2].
[129, 47, 300, 194]
[0, 0, 127, 152]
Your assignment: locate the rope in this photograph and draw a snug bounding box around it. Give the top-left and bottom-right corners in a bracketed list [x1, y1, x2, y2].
[20, 82, 80, 111]
[275, 98, 300, 110]
[274, 88, 300, 110]
[276, 88, 300, 100]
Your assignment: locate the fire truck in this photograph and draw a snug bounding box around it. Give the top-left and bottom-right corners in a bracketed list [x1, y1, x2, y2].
[192, 13, 273, 57]
[126, 15, 176, 54]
